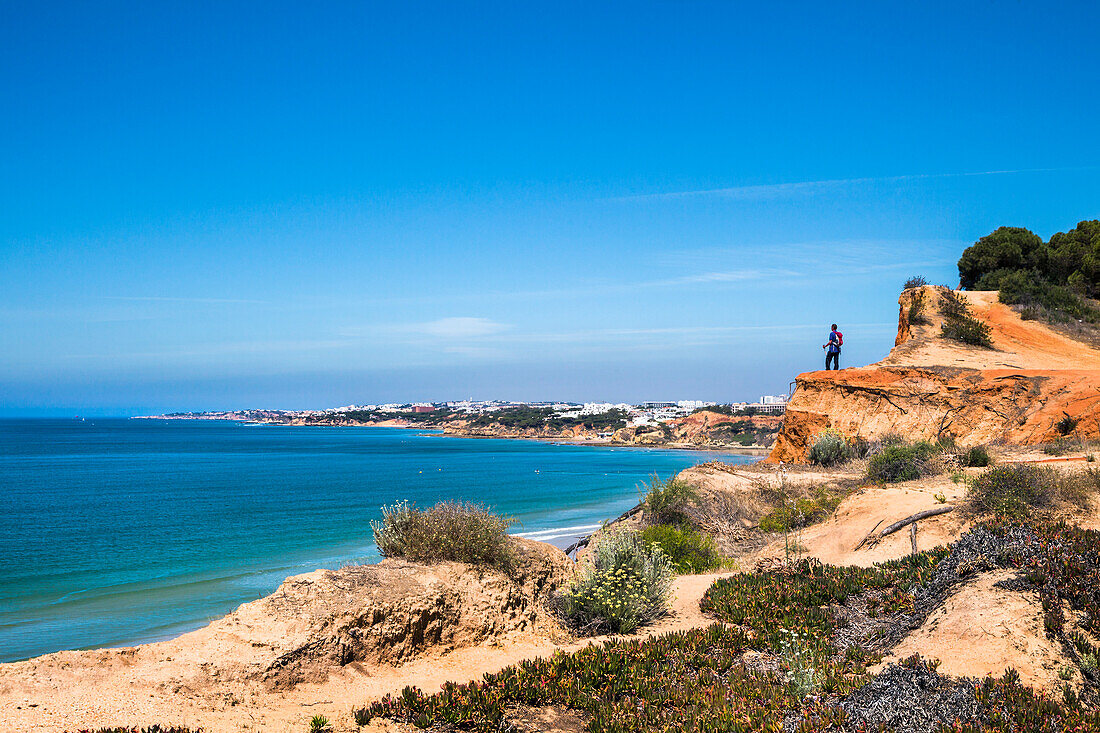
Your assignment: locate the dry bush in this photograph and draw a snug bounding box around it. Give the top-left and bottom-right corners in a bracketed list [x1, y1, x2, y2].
[967, 465, 1099, 518]
[372, 500, 516, 570]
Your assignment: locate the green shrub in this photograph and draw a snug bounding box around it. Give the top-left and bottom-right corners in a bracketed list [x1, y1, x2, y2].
[1057, 415, 1079, 436]
[807, 431, 851, 467]
[962, 446, 991, 468]
[309, 714, 332, 733]
[371, 500, 515, 569]
[759, 489, 841, 533]
[904, 275, 929, 290]
[640, 524, 722, 573]
[640, 475, 698, 524]
[968, 464, 1052, 518]
[906, 291, 931, 326]
[941, 313, 993, 347]
[937, 289, 994, 348]
[983, 269, 1100, 324]
[560, 531, 673, 634]
[867, 443, 937, 483]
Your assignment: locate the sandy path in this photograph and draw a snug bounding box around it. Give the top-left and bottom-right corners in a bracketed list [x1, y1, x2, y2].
[0, 573, 731, 733]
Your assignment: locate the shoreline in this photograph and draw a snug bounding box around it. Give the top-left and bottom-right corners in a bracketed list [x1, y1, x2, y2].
[133, 415, 773, 455]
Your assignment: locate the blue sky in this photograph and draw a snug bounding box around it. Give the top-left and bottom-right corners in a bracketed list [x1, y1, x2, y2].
[3, 1, 1099, 415]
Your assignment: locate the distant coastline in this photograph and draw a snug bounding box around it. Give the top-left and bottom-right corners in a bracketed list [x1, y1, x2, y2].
[134, 407, 782, 453]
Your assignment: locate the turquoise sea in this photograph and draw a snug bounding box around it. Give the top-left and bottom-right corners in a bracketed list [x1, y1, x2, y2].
[0, 418, 754, 663]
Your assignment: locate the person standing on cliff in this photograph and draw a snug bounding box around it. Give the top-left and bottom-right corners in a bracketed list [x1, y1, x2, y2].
[823, 324, 842, 370]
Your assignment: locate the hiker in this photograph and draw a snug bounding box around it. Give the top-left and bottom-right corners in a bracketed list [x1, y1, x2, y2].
[822, 323, 842, 370]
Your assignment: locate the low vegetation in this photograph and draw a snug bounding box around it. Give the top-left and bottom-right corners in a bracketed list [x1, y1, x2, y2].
[1058, 414, 1080, 436]
[867, 441, 939, 483]
[639, 524, 722, 573]
[639, 474, 698, 524]
[904, 275, 929, 289]
[961, 445, 992, 467]
[358, 519, 1100, 732]
[559, 531, 673, 634]
[807, 430, 851, 466]
[758, 487, 843, 534]
[967, 464, 1098, 518]
[939, 288, 994, 348]
[371, 500, 515, 570]
[69, 729, 201, 733]
[906, 288, 931, 325]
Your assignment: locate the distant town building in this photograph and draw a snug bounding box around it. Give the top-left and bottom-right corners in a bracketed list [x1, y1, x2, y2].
[412, 404, 436, 413]
[760, 395, 788, 405]
[676, 400, 716, 410]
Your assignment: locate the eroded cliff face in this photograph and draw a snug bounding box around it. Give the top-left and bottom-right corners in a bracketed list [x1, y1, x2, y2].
[769, 286, 1100, 462]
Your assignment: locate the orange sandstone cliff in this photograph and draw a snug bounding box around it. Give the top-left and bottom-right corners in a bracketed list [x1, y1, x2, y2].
[768, 286, 1100, 462]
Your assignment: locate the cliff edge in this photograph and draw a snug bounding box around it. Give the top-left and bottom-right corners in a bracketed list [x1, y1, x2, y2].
[769, 285, 1100, 462]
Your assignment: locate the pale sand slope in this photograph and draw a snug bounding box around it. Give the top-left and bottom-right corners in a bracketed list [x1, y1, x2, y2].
[0, 572, 728, 733]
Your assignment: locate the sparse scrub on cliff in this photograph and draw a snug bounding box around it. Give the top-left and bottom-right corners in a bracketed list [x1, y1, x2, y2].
[640, 524, 723, 573]
[1058, 414, 1080, 436]
[808, 430, 852, 466]
[965, 464, 1096, 517]
[371, 500, 516, 569]
[640, 474, 698, 524]
[907, 290, 931, 326]
[938, 289, 994, 347]
[904, 275, 929, 290]
[559, 530, 673, 634]
[867, 442, 939, 483]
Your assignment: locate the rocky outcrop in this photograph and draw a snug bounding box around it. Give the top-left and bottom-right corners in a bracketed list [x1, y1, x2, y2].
[769, 286, 1100, 462]
[248, 538, 571, 687]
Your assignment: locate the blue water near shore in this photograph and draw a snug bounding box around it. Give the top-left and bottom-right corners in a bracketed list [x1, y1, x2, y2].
[0, 418, 755, 662]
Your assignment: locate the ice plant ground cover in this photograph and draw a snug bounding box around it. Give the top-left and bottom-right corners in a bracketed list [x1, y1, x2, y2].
[356, 519, 1100, 732]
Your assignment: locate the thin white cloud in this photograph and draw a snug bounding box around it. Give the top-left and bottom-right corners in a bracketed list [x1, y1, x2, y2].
[616, 167, 1087, 202]
[103, 296, 269, 305]
[664, 268, 803, 285]
[402, 317, 511, 339]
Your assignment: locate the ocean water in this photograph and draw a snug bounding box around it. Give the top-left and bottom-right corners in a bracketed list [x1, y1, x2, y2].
[0, 418, 755, 663]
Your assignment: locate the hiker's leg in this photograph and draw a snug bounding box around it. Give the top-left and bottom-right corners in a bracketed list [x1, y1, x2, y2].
[825, 352, 836, 370]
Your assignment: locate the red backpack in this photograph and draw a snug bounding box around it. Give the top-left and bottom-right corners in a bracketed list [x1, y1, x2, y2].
[836, 331, 844, 346]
